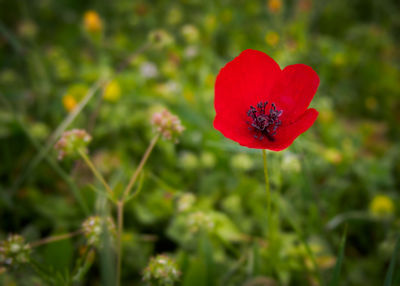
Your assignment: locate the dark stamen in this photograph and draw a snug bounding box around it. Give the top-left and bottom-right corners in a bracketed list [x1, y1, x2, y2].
[246, 101, 283, 141]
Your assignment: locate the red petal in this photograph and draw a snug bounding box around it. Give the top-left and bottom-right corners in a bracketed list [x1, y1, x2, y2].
[214, 49, 281, 143]
[266, 108, 319, 151]
[214, 108, 318, 151]
[213, 50, 319, 151]
[268, 64, 319, 123]
[214, 49, 281, 120]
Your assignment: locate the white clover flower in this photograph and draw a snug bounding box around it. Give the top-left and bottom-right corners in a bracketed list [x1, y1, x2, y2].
[140, 62, 159, 79]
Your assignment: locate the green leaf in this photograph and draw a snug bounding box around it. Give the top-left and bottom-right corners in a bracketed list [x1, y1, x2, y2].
[43, 235, 73, 272]
[72, 249, 95, 283]
[182, 234, 216, 286]
[384, 234, 400, 286]
[329, 225, 348, 286]
[182, 257, 208, 286]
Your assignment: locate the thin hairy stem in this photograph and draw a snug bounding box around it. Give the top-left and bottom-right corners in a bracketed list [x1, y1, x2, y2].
[116, 133, 159, 285]
[122, 133, 159, 200]
[30, 230, 82, 248]
[262, 149, 272, 234]
[78, 149, 113, 195]
[116, 201, 124, 286]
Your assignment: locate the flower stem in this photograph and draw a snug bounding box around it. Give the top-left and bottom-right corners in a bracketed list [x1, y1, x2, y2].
[122, 133, 160, 200]
[262, 149, 272, 235]
[78, 149, 113, 195]
[116, 201, 124, 286]
[116, 134, 159, 286]
[30, 230, 82, 248]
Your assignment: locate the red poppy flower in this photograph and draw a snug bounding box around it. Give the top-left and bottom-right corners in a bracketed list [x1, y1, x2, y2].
[213, 49, 319, 151]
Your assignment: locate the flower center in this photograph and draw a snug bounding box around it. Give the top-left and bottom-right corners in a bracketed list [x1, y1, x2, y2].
[247, 101, 283, 141]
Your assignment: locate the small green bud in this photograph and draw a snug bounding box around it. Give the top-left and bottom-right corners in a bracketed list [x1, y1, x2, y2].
[179, 152, 198, 170]
[54, 129, 92, 160]
[177, 193, 196, 212]
[148, 29, 174, 49]
[230, 153, 254, 171]
[143, 254, 180, 286]
[151, 109, 184, 143]
[181, 24, 200, 43]
[200, 152, 216, 169]
[82, 216, 116, 247]
[0, 234, 31, 267]
[187, 211, 215, 233]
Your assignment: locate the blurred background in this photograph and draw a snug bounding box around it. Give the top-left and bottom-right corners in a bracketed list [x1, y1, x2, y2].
[1, 0, 400, 285]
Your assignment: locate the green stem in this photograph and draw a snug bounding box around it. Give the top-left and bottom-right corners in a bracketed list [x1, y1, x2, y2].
[79, 149, 113, 195]
[30, 230, 82, 248]
[262, 149, 272, 234]
[122, 133, 159, 200]
[116, 201, 124, 286]
[116, 133, 159, 285]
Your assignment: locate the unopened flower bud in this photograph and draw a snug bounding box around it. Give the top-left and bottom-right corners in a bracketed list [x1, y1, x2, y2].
[82, 216, 116, 247]
[143, 254, 180, 286]
[179, 152, 198, 170]
[187, 211, 215, 233]
[151, 109, 184, 143]
[0, 235, 31, 267]
[54, 129, 92, 160]
[177, 193, 196, 212]
[181, 25, 200, 43]
[148, 29, 174, 49]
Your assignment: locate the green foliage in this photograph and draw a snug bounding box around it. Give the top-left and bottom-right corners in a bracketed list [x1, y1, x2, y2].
[1, 0, 399, 285]
[328, 226, 347, 286]
[384, 234, 400, 286]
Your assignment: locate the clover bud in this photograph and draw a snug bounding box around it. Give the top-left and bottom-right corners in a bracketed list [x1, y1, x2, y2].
[151, 109, 184, 143]
[0, 235, 31, 267]
[177, 193, 196, 212]
[200, 152, 216, 169]
[54, 129, 92, 160]
[143, 254, 180, 286]
[82, 216, 116, 247]
[179, 152, 198, 170]
[230, 153, 254, 171]
[187, 211, 215, 233]
[148, 29, 174, 49]
[181, 25, 200, 43]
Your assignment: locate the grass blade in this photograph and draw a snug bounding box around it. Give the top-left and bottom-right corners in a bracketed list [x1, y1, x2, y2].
[11, 79, 105, 194]
[328, 225, 348, 286]
[384, 234, 400, 286]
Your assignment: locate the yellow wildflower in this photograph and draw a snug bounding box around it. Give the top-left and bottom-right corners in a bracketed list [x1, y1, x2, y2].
[62, 94, 77, 112]
[103, 80, 121, 102]
[83, 11, 103, 33]
[323, 148, 343, 165]
[265, 31, 280, 47]
[319, 109, 334, 124]
[267, 0, 282, 13]
[369, 195, 395, 218]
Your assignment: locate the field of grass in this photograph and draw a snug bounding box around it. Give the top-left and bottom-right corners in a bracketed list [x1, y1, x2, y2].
[1, 0, 400, 285]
